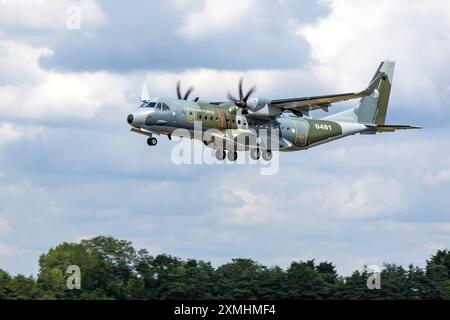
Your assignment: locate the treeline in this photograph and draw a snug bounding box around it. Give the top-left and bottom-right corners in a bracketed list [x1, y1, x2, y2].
[1, 236, 449, 300]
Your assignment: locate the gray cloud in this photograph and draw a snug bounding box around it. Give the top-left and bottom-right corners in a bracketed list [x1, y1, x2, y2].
[31, 0, 330, 72]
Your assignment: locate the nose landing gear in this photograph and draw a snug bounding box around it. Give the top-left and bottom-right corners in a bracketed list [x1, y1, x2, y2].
[147, 137, 158, 146]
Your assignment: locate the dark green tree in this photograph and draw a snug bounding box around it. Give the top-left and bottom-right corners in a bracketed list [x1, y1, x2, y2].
[214, 259, 265, 299]
[0, 236, 448, 300]
[0, 269, 12, 299]
[285, 260, 327, 299]
[258, 266, 288, 299]
[80, 236, 139, 299]
[331, 270, 371, 300]
[424, 250, 450, 299]
[7, 275, 42, 300]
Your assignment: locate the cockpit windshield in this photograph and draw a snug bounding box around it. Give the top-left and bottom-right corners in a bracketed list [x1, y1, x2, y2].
[139, 102, 157, 108]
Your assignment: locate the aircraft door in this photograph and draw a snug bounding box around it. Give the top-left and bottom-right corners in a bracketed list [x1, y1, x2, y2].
[294, 120, 308, 146]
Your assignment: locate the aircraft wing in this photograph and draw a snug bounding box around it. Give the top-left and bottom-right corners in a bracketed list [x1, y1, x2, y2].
[270, 73, 384, 115]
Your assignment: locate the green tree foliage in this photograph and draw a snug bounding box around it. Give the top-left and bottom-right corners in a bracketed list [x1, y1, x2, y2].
[215, 259, 266, 299]
[286, 260, 325, 299]
[425, 250, 450, 299]
[0, 269, 12, 299]
[0, 237, 449, 300]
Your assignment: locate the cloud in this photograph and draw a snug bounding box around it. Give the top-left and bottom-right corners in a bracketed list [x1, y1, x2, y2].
[0, 242, 13, 257]
[295, 176, 407, 219]
[297, 0, 450, 125]
[0, 39, 133, 122]
[176, 0, 255, 40]
[214, 185, 284, 225]
[0, 40, 51, 86]
[0, 217, 10, 235]
[424, 169, 450, 186]
[0, 122, 46, 145]
[0, 0, 107, 30]
[422, 242, 448, 255]
[34, 0, 328, 72]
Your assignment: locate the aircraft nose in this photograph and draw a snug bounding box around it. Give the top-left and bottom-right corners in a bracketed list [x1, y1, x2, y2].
[127, 114, 134, 125]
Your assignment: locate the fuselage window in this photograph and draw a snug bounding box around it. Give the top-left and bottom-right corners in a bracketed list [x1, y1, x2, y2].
[215, 117, 219, 122]
[198, 114, 202, 120]
[238, 120, 241, 125]
[204, 116, 208, 120]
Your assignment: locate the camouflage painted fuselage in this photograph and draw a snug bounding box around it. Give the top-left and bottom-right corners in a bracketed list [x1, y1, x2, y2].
[130, 98, 367, 152]
[128, 61, 419, 157]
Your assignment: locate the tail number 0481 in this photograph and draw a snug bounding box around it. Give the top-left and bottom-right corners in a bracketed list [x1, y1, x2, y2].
[315, 123, 333, 131]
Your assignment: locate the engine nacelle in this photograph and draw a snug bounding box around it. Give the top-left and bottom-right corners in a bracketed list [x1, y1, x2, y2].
[246, 98, 282, 118]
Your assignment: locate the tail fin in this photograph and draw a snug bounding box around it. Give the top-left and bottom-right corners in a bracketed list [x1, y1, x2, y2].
[357, 61, 395, 125]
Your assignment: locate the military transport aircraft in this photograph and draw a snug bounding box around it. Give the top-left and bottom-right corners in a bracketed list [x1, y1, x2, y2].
[127, 61, 420, 161]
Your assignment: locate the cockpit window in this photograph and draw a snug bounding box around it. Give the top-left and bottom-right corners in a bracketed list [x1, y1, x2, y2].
[140, 102, 156, 108]
[156, 103, 162, 110]
[162, 103, 170, 111]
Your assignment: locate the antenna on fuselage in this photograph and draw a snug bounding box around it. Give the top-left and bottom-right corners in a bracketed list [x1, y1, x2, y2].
[141, 82, 150, 102]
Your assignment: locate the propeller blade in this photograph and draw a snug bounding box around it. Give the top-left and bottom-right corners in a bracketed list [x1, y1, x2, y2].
[227, 92, 238, 103]
[183, 86, 194, 100]
[244, 86, 256, 102]
[176, 81, 183, 100]
[238, 78, 244, 100]
[227, 78, 257, 111]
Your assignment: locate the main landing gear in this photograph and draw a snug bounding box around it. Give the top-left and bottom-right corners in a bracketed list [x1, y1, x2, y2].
[250, 149, 272, 161]
[215, 150, 238, 161]
[214, 149, 273, 162]
[227, 151, 238, 162]
[250, 149, 260, 160]
[262, 150, 272, 161]
[147, 137, 158, 146]
[215, 150, 226, 160]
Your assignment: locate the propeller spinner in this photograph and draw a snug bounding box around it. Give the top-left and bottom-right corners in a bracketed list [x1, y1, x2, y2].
[227, 78, 256, 115]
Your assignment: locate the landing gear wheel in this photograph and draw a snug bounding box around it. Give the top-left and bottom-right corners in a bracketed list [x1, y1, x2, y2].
[262, 150, 272, 161]
[215, 150, 226, 160]
[147, 137, 158, 146]
[250, 149, 260, 160]
[227, 151, 238, 162]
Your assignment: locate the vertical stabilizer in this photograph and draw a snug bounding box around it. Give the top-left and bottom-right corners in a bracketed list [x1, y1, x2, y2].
[357, 61, 395, 125]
